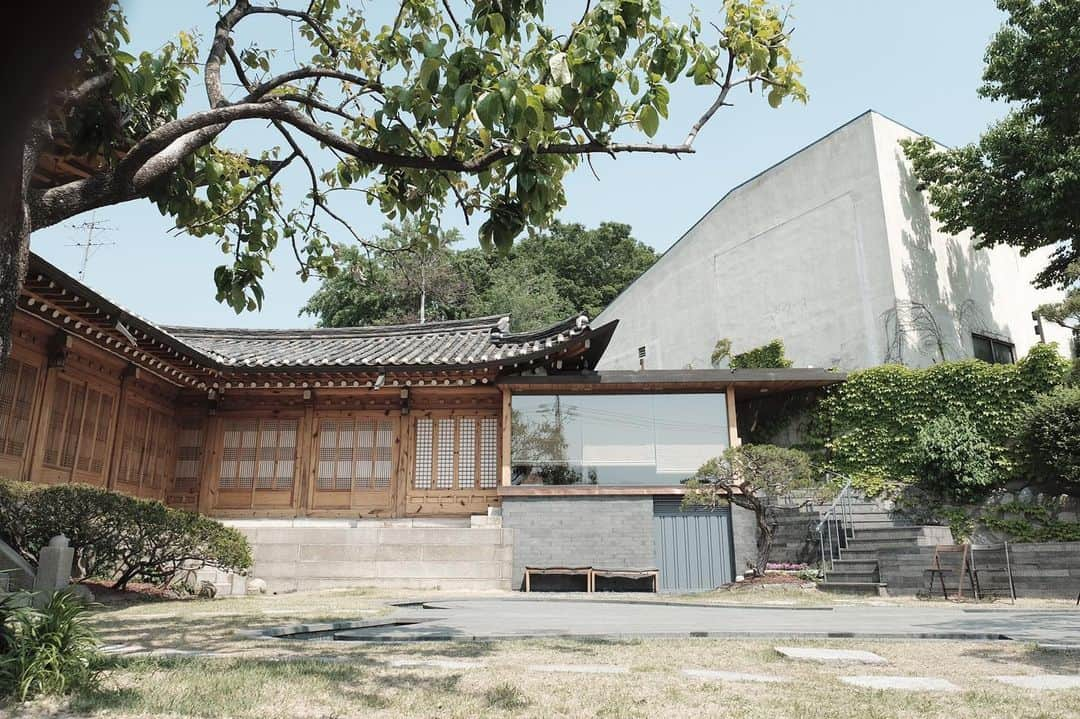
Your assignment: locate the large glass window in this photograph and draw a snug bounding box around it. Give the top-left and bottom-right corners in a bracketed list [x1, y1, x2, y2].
[511, 393, 729, 486]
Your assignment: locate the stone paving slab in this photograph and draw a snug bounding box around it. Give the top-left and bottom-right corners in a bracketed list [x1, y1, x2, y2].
[840, 676, 959, 691]
[993, 675, 1080, 690]
[527, 664, 629, 675]
[388, 658, 484, 670]
[101, 643, 145, 655]
[775, 647, 888, 664]
[681, 669, 787, 683]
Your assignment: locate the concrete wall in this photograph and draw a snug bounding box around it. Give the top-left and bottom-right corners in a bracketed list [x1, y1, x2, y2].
[869, 114, 1072, 365]
[878, 542, 1080, 599]
[227, 517, 514, 593]
[596, 110, 1071, 372]
[730, 504, 759, 578]
[501, 496, 655, 590]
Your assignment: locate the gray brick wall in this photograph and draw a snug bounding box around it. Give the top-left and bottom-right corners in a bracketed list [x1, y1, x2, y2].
[502, 496, 654, 589]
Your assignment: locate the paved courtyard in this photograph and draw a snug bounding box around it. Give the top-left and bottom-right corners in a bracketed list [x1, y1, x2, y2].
[314, 597, 1080, 645]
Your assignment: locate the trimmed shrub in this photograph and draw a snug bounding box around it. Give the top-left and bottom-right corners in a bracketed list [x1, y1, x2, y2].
[1013, 386, 1080, 488]
[0, 590, 100, 701]
[912, 414, 994, 502]
[0, 480, 251, 589]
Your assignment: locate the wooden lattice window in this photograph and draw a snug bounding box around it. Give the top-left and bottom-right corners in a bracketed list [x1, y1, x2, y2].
[219, 418, 297, 491]
[114, 403, 148, 484]
[316, 417, 394, 492]
[115, 403, 174, 489]
[172, 418, 204, 493]
[0, 358, 39, 460]
[75, 389, 114, 476]
[413, 415, 499, 490]
[414, 417, 434, 489]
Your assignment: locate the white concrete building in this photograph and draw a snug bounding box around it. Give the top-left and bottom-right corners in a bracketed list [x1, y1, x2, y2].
[596, 111, 1073, 371]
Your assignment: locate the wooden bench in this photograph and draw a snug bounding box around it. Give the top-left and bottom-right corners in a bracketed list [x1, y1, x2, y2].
[524, 566, 591, 592]
[524, 566, 660, 593]
[590, 568, 659, 593]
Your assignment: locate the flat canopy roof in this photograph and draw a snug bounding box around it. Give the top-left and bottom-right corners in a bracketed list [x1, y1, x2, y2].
[498, 368, 845, 394]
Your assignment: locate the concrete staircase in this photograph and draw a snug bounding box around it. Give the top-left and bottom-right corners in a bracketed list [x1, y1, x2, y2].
[819, 500, 953, 595]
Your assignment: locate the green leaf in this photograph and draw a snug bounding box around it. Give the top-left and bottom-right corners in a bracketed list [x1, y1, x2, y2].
[549, 52, 572, 86]
[454, 83, 474, 114]
[637, 104, 659, 137]
[476, 91, 502, 129]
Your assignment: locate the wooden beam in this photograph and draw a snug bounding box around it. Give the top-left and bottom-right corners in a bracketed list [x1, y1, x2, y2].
[726, 385, 741, 448]
[499, 386, 511, 487]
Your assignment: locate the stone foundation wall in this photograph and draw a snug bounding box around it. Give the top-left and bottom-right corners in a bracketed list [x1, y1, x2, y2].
[226, 517, 514, 593]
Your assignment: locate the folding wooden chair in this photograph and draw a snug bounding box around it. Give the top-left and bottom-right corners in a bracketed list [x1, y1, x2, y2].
[969, 543, 1016, 604]
[924, 545, 976, 600]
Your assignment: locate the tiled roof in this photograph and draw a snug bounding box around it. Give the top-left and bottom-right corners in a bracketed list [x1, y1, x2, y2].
[163, 314, 603, 370]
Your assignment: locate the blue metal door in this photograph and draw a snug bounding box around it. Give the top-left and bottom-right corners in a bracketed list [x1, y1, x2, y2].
[653, 498, 734, 592]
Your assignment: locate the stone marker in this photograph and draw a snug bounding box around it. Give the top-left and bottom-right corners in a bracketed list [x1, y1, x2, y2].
[33, 535, 74, 595]
[993, 675, 1080, 690]
[682, 669, 787, 683]
[527, 664, 629, 675]
[389, 659, 484, 670]
[840, 676, 959, 691]
[775, 647, 887, 665]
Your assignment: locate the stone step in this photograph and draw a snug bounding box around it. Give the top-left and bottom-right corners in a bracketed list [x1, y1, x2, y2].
[830, 559, 879, 573]
[824, 570, 880, 584]
[818, 581, 888, 596]
[837, 548, 879, 561]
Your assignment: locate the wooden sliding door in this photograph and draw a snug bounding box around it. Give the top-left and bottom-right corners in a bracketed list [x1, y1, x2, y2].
[309, 412, 397, 514]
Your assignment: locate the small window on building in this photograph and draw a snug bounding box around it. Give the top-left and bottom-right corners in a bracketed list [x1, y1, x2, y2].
[972, 334, 1015, 365]
[412, 415, 498, 490]
[172, 418, 205, 494]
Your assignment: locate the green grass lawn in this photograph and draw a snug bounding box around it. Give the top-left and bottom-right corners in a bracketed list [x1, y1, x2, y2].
[4, 589, 1078, 718]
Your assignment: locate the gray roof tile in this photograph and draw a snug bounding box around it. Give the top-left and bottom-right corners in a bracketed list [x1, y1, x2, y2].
[163, 314, 594, 370]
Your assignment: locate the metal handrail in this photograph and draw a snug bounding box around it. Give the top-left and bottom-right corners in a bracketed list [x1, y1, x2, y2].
[815, 474, 856, 574]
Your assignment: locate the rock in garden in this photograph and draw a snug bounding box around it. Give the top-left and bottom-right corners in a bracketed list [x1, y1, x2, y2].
[247, 578, 268, 594]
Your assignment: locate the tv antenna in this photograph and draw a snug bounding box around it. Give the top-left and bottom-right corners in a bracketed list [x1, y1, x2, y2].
[67, 211, 116, 281]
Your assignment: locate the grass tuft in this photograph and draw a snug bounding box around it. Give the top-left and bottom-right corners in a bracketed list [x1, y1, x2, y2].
[484, 682, 530, 710]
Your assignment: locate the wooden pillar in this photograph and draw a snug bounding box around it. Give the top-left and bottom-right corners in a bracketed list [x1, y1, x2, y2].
[297, 390, 317, 517]
[726, 385, 741, 448]
[106, 366, 138, 491]
[196, 413, 222, 515]
[499, 386, 512, 486]
[394, 411, 413, 518]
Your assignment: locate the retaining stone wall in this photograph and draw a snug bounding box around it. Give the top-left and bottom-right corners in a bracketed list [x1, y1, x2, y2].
[227, 518, 514, 593]
[878, 541, 1080, 599]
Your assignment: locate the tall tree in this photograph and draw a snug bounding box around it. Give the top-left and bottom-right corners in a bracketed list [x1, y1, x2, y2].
[301, 223, 471, 326]
[902, 0, 1079, 294]
[3, 0, 807, 364]
[515, 221, 658, 319]
[302, 220, 655, 329]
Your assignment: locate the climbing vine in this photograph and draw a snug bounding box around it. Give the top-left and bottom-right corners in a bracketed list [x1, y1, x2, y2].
[816, 343, 1069, 492]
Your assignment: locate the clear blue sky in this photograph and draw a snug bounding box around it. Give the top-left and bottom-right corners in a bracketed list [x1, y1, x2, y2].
[32, 1, 1009, 329]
